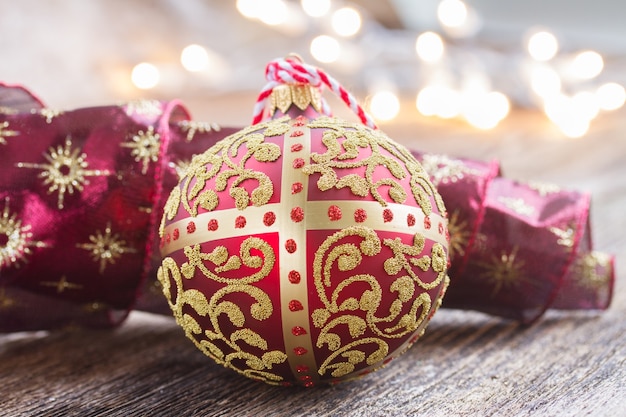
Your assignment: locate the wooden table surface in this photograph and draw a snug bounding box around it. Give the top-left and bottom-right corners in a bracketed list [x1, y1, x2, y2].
[1, 96, 624, 416]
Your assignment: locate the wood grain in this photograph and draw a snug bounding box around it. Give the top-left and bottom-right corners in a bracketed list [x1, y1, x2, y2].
[1, 103, 624, 417]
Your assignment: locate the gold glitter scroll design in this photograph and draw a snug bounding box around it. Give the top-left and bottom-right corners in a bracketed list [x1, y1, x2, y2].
[303, 117, 445, 217]
[166, 117, 288, 225]
[311, 226, 447, 378]
[158, 237, 287, 385]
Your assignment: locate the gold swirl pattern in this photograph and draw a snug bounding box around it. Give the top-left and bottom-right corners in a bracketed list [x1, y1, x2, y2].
[303, 117, 446, 217]
[157, 236, 287, 384]
[175, 117, 289, 218]
[311, 226, 446, 378]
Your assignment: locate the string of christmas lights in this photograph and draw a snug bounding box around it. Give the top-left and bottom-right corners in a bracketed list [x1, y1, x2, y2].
[129, 0, 626, 138]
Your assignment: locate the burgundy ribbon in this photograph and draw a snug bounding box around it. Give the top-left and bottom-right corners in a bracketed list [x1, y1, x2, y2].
[0, 83, 614, 332]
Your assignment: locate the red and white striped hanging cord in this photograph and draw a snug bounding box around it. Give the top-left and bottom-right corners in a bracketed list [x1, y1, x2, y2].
[252, 56, 377, 130]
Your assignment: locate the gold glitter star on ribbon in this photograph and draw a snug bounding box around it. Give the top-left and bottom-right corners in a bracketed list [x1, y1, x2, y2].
[16, 137, 111, 209]
[447, 209, 471, 261]
[420, 154, 480, 186]
[574, 252, 612, 290]
[0, 198, 48, 269]
[123, 99, 162, 118]
[0, 121, 19, 145]
[76, 223, 135, 274]
[35, 108, 62, 124]
[0, 288, 17, 309]
[40, 276, 82, 293]
[476, 246, 527, 297]
[121, 126, 161, 175]
[178, 120, 221, 142]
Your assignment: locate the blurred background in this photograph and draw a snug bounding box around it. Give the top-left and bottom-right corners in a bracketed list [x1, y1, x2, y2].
[1, 0, 625, 138]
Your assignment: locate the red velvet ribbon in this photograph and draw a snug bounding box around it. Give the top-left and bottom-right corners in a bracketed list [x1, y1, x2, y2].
[0, 84, 614, 332]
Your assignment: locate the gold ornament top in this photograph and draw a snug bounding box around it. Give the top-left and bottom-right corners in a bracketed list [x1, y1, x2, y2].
[268, 84, 322, 116]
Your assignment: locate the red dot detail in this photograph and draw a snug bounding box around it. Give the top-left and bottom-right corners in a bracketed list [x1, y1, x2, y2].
[438, 222, 444, 234]
[290, 206, 304, 223]
[407, 214, 416, 227]
[288, 300, 303, 311]
[291, 143, 303, 152]
[165, 233, 171, 243]
[293, 158, 305, 169]
[291, 182, 303, 194]
[292, 326, 307, 336]
[304, 381, 314, 388]
[354, 208, 367, 223]
[186, 221, 196, 234]
[285, 239, 297, 253]
[207, 219, 219, 231]
[294, 346, 308, 356]
[293, 116, 307, 126]
[296, 365, 310, 373]
[300, 375, 312, 381]
[288, 270, 301, 284]
[423, 216, 431, 229]
[172, 228, 180, 240]
[290, 130, 304, 137]
[235, 215, 247, 229]
[383, 209, 393, 223]
[328, 205, 342, 221]
[263, 211, 276, 226]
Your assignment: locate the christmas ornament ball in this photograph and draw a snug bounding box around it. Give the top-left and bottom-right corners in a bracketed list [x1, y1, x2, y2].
[158, 84, 449, 387]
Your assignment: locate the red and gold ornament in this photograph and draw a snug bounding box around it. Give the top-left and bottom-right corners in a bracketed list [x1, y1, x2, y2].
[157, 57, 450, 386]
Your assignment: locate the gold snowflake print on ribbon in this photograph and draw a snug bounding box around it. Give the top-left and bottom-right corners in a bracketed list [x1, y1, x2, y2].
[32, 108, 62, 124]
[527, 181, 561, 197]
[0, 107, 18, 115]
[123, 100, 162, 118]
[0, 287, 17, 310]
[0, 198, 48, 270]
[178, 120, 221, 142]
[40, 276, 83, 293]
[497, 196, 535, 217]
[549, 224, 575, 249]
[76, 223, 136, 274]
[0, 121, 19, 145]
[476, 246, 526, 297]
[447, 210, 471, 261]
[573, 251, 612, 290]
[169, 159, 192, 180]
[121, 126, 160, 175]
[420, 154, 480, 186]
[17, 136, 110, 209]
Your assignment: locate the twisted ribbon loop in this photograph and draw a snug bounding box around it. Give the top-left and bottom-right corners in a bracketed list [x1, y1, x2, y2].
[252, 57, 377, 129]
